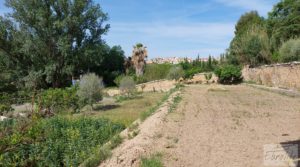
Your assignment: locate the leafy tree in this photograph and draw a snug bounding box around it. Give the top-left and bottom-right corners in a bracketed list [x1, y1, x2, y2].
[96, 45, 125, 86]
[267, 0, 300, 51]
[229, 11, 272, 66]
[0, 0, 110, 88]
[234, 11, 264, 36]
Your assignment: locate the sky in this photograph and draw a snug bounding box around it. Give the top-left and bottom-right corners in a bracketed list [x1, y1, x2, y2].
[0, 0, 279, 58]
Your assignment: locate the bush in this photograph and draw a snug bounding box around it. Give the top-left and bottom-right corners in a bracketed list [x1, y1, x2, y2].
[214, 65, 242, 84]
[77, 73, 104, 108]
[119, 76, 136, 97]
[37, 86, 79, 113]
[279, 38, 300, 62]
[0, 116, 125, 166]
[167, 66, 184, 80]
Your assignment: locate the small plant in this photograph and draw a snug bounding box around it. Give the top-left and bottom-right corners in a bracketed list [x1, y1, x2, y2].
[119, 76, 136, 97]
[169, 95, 182, 112]
[128, 122, 139, 132]
[77, 73, 104, 109]
[109, 135, 123, 149]
[128, 129, 140, 139]
[140, 153, 163, 167]
[204, 73, 213, 83]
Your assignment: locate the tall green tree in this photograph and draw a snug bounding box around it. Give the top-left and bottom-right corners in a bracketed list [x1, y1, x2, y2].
[0, 0, 110, 88]
[267, 0, 300, 51]
[228, 11, 272, 66]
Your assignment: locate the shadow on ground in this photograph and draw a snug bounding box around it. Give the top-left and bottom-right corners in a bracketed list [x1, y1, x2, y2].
[280, 139, 300, 167]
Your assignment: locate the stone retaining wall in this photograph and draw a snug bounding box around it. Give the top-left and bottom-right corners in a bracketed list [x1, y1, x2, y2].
[242, 62, 300, 90]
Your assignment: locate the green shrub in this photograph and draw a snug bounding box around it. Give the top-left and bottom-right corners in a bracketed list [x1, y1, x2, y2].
[119, 76, 136, 97]
[167, 66, 184, 80]
[0, 116, 125, 166]
[279, 38, 300, 62]
[77, 73, 104, 108]
[37, 86, 79, 113]
[214, 65, 242, 84]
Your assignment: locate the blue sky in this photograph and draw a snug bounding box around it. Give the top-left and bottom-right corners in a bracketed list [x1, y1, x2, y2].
[0, 0, 279, 58]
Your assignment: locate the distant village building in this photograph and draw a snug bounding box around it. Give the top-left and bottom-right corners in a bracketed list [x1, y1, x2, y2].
[146, 57, 193, 64]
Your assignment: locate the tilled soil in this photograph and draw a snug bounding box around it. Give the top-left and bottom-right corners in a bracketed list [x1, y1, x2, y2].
[100, 85, 300, 167]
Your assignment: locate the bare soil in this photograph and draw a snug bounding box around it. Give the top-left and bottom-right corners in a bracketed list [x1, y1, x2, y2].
[100, 85, 300, 167]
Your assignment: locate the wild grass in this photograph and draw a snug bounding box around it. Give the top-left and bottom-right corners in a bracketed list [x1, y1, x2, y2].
[84, 92, 165, 126]
[141, 84, 183, 120]
[140, 153, 163, 167]
[168, 95, 182, 112]
[79, 134, 124, 167]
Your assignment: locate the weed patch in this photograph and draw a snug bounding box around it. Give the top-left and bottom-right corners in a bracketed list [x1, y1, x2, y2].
[0, 116, 125, 166]
[168, 95, 182, 112]
[140, 153, 163, 167]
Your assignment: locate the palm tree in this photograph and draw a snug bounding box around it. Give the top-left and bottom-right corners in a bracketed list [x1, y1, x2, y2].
[131, 43, 148, 76]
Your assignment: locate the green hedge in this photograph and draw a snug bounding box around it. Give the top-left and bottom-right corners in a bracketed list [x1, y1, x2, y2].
[0, 117, 125, 166]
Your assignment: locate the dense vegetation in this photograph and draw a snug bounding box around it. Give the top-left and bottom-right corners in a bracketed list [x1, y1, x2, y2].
[216, 0, 300, 84]
[0, 0, 125, 92]
[0, 117, 125, 166]
[225, 0, 300, 66]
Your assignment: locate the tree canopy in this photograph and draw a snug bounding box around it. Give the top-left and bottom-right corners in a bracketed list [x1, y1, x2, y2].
[226, 0, 300, 66]
[0, 0, 125, 89]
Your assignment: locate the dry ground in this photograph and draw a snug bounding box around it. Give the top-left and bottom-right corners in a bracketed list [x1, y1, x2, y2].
[100, 84, 300, 167]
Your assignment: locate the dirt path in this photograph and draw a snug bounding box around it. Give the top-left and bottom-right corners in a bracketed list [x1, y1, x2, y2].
[100, 85, 300, 167]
